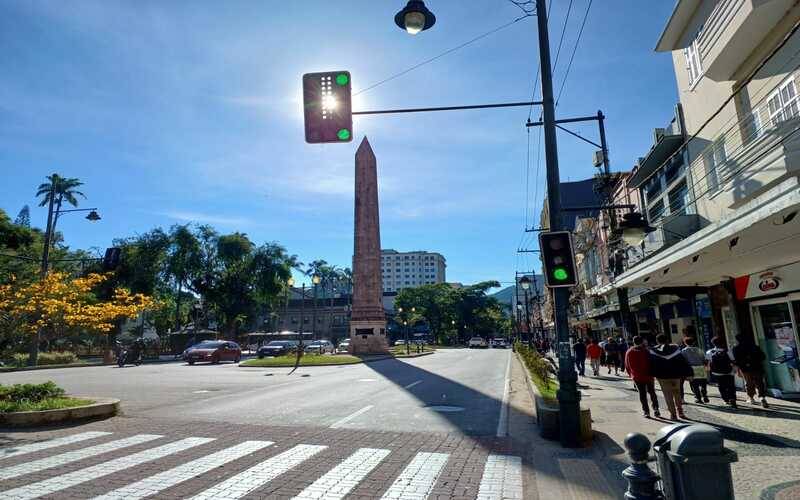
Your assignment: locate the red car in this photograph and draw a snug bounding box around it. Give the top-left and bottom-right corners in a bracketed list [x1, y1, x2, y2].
[184, 340, 242, 365]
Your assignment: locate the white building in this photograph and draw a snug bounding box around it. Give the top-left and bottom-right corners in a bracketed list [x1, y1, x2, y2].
[381, 249, 446, 292]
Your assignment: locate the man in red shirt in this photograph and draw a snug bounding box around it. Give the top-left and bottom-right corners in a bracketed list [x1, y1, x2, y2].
[587, 339, 603, 376]
[625, 336, 661, 418]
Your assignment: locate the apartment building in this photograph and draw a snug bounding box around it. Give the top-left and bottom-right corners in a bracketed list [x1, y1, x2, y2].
[380, 249, 446, 292]
[591, 0, 800, 397]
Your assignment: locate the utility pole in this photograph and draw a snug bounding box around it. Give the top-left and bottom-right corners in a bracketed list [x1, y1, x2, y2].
[535, 0, 580, 447]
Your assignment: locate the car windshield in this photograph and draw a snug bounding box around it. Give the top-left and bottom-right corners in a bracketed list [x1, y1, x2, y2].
[266, 341, 294, 346]
[194, 341, 224, 348]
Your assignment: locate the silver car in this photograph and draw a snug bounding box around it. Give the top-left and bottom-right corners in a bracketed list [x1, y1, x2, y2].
[304, 340, 334, 354]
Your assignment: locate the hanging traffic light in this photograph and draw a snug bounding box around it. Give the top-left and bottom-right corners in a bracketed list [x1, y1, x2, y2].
[539, 231, 578, 288]
[303, 71, 353, 143]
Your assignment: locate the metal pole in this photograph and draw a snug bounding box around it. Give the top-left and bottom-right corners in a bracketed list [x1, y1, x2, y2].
[29, 181, 56, 366]
[536, 0, 580, 447]
[313, 282, 317, 341]
[524, 288, 531, 347]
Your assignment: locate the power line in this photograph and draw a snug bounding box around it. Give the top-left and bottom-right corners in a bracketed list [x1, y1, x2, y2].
[556, 0, 592, 106]
[550, 0, 574, 75]
[527, 0, 554, 120]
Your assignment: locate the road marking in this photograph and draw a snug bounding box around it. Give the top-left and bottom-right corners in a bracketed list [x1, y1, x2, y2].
[496, 352, 512, 437]
[380, 451, 449, 499]
[404, 380, 423, 389]
[191, 444, 326, 500]
[0, 437, 214, 500]
[477, 454, 523, 500]
[292, 447, 391, 500]
[0, 434, 162, 480]
[330, 405, 374, 428]
[0, 432, 112, 461]
[93, 440, 273, 500]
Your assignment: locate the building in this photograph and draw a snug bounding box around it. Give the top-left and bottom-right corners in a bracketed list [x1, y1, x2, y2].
[589, 0, 800, 397]
[380, 249, 446, 292]
[273, 287, 352, 345]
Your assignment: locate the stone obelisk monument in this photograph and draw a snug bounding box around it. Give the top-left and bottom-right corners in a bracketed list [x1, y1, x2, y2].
[349, 137, 388, 354]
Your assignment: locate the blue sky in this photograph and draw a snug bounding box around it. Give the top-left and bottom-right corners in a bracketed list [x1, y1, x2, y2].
[0, 0, 678, 287]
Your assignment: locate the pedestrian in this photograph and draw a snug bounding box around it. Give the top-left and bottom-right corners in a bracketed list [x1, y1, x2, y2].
[604, 337, 620, 375]
[706, 337, 738, 408]
[650, 333, 692, 420]
[573, 338, 587, 377]
[625, 336, 660, 418]
[681, 337, 709, 404]
[732, 334, 769, 408]
[587, 338, 602, 376]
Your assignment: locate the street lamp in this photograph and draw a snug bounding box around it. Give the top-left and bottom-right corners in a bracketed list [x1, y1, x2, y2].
[519, 277, 532, 347]
[312, 275, 321, 341]
[394, 0, 436, 35]
[616, 212, 655, 247]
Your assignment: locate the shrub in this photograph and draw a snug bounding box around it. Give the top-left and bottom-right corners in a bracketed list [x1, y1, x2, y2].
[0, 381, 66, 404]
[515, 342, 556, 400]
[8, 351, 79, 367]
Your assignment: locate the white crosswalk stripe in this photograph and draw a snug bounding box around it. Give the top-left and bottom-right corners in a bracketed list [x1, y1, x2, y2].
[93, 440, 273, 500]
[292, 447, 391, 500]
[191, 444, 327, 500]
[476, 454, 523, 500]
[380, 451, 449, 500]
[0, 437, 214, 500]
[0, 432, 112, 461]
[0, 434, 162, 481]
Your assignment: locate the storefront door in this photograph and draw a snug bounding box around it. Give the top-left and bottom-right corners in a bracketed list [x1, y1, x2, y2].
[751, 299, 800, 394]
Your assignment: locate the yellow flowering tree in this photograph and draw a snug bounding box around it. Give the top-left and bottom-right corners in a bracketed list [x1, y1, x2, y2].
[0, 272, 154, 341]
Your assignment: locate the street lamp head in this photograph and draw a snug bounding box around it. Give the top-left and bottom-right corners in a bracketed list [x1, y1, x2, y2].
[411, 306, 416, 312]
[398, 307, 404, 313]
[519, 275, 531, 290]
[394, 0, 435, 35]
[312, 274, 321, 285]
[287, 277, 295, 287]
[85, 210, 101, 222]
[516, 301, 523, 310]
[616, 212, 655, 247]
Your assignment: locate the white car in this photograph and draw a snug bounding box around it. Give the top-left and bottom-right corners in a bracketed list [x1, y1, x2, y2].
[394, 339, 406, 346]
[336, 341, 351, 354]
[468, 337, 488, 348]
[491, 338, 508, 349]
[304, 340, 334, 354]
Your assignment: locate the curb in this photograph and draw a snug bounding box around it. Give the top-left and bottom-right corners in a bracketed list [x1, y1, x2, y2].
[0, 397, 120, 427]
[238, 351, 435, 368]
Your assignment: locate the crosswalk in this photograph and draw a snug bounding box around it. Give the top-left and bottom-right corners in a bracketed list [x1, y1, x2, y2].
[0, 431, 525, 499]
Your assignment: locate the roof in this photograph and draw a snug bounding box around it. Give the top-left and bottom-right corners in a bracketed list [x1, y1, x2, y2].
[555, 178, 604, 231]
[655, 0, 701, 52]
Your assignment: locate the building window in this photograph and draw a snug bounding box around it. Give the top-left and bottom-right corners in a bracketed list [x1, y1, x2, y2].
[648, 200, 665, 224]
[767, 77, 799, 126]
[667, 180, 688, 216]
[684, 34, 703, 86]
[702, 138, 725, 192]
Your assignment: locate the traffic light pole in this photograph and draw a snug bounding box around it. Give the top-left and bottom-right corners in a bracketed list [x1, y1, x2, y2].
[535, 0, 580, 448]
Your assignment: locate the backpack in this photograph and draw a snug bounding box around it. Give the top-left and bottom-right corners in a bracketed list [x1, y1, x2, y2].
[710, 349, 733, 374]
[737, 346, 765, 371]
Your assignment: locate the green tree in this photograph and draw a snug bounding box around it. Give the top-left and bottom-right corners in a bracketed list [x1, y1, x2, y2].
[167, 225, 202, 331]
[14, 205, 30, 227]
[35, 174, 85, 239]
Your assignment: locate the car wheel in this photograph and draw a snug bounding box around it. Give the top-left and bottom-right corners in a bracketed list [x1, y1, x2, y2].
[235, 356, 241, 363]
[188, 360, 195, 365]
[212, 355, 220, 364]
[258, 353, 264, 359]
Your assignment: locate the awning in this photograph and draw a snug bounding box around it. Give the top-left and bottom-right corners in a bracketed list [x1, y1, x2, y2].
[628, 134, 684, 187]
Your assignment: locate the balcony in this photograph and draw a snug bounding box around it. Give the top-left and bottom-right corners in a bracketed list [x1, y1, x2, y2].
[641, 214, 703, 257]
[628, 106, 685, 189]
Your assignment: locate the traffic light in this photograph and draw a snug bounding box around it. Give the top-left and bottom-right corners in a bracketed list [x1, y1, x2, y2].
[303, 71, 352, 143]
[103, 247, 121, 271]
[539, 231, 578, 288]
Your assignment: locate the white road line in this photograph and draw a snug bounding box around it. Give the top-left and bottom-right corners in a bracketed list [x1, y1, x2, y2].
[292, 447, 391, 500]
[404, 380, 423, 389]
[93, 440, 273, 500]
[0, 437, 214, 500]
[379, 451, 449, 499]
[496, 352, 512, 437]
[0, 434, 162, 480]
[0, 432, 112, 461]
[476, 455, 523, 500]
[330, 405, 374, 428]
[191, 444, 326, 500]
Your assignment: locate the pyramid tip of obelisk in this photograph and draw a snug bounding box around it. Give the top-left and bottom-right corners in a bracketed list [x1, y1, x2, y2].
[356, 136, 373, 155]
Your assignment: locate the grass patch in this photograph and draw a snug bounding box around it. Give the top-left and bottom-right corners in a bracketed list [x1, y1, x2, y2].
[240, 354, 362, 367]
[531, 371, 558, 403]
[515, 342, 558, 404]
[389, 344, 434, 356]
[0, 397, 94, 413]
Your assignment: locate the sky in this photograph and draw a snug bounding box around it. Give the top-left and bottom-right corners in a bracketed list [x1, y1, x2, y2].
[0, 0, 678, 287]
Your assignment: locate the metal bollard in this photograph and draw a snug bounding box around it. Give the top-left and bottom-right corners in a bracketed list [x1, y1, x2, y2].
[622, 432, 664, 500]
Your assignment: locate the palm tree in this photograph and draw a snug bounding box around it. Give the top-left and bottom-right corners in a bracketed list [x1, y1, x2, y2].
[36, 174, 86, 237]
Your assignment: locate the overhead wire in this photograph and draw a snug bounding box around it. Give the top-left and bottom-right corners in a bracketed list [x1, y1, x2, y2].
[555, 0, 592, 106]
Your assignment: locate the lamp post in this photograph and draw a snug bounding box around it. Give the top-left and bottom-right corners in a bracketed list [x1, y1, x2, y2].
[520, 276, 533, 348]
[29, 187, 101, 366]
[312, 274, 321, 341]
[394, 1, 436, 35]
[285, 277, 295, 333]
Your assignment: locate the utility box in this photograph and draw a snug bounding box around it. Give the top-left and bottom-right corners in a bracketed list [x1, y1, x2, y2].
[653, 424, 738, 500]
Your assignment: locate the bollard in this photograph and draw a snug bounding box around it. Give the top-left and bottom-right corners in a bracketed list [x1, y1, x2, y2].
[622, 432, 664, 500]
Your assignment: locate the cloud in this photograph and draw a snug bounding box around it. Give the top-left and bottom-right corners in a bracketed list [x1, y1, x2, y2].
[158, 211, 253, 227]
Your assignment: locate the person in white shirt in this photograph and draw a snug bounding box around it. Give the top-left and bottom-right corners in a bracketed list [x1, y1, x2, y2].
[705, 337, 737, 408]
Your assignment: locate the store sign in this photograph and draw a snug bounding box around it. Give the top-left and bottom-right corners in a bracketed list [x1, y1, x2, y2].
[734, 261, 800, 299]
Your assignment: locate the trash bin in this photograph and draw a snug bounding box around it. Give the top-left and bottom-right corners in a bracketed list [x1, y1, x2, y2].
[652, 423, 738, 500]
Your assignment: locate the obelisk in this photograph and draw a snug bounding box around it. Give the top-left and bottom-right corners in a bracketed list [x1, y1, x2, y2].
[349, 137, 388, 354]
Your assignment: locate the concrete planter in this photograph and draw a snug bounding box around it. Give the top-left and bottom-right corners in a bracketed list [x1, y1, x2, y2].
[0, 397, 119, 427]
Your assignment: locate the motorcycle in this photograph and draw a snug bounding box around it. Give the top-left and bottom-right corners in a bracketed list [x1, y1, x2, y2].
[116, 341, 143, 367]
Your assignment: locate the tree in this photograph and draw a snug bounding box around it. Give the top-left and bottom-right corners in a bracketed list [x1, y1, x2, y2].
[35, 174, 86, 239]
[14, 205, 30, 227]
[167, 225, 202, 331]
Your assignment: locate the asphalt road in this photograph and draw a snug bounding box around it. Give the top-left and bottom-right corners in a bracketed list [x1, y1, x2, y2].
[1, 348, 512, 436]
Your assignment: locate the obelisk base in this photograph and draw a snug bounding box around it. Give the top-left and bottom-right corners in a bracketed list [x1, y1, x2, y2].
[349, 320, 389, 354]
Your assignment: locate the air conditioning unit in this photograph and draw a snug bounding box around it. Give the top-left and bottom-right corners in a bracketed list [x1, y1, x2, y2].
[653, 128, 666, 144]
[592, 150, 605, 167]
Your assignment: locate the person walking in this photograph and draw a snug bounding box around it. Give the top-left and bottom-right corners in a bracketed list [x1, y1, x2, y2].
[573, 338, 587, 377]
[706, 337, 738, 408]
[587, 338, 603, 376]
[650, 333, 692, 420]
[604, 337, 620, 375]
[625, 336, 660, 418]
[732, 334, 769, 408]
[681, 337, 709, 404]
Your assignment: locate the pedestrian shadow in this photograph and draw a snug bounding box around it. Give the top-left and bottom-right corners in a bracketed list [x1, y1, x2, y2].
[686, 416, 800, 449]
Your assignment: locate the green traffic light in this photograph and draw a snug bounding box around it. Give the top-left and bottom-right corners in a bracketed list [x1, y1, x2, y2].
[553, 267, 569, 281]
[337, 128, 351, 141]
[336, 73, 349, 86]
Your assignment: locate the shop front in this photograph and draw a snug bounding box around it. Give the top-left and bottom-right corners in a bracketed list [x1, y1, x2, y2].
[735, 262, 800, 397]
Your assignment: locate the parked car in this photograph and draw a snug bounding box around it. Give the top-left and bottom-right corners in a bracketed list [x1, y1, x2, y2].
[394, 339, 406, 346]
[257, 340, 299, 358]
[491, 338, 508, 349]
[468, 337, 488, 349]
[184, 340, 241, 365]
[304, 340, 334, 354]
[336, 340, 351, 354]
